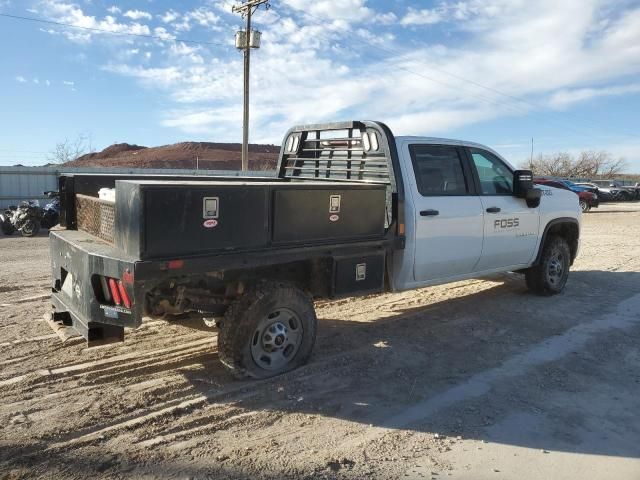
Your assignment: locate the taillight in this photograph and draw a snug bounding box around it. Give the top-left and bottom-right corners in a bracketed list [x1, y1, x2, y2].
[117, 281, 132, 309]
[98, 275, 132, 310]
[108, 278, 122, 305]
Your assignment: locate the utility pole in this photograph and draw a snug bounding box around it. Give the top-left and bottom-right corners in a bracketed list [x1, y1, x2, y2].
[530, 137, 534, 167]
[232, 0, 269, 171]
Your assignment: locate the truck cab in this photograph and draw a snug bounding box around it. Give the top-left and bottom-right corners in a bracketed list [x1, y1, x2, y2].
[390, 137, 580, 290]
[47, 120, 581, 379]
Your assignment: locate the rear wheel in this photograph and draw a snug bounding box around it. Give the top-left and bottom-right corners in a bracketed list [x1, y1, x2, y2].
[218, 282, 317, 379]
[579, 200, 589, 213]
[1, 219, 14, 235]
[525, 236, 571, 295]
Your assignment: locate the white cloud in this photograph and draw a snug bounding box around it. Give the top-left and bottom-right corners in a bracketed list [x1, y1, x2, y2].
[282, 0, 374, 22]
[34, 0, 640, 152]
[15, 76, 27, 83]
[279, 0, 397, 27]
[167, 42, 204, 64]
[373, 11, 398, 25]
[63, 80, 75, 86]
[153, 27, 176, 41]
[400, 7, 444, 26]
[550, 83, 640, 109]
[160, 10, 180, 24]
[36, 1, 152, 43]
[168, 7, 220, 32]
[102, 65, 181, 88]
[106, 6, 121, 15]
[123, 10, 152, 21]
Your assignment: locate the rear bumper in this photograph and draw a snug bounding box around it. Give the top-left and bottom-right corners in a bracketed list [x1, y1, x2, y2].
[49, 230, 144, 346]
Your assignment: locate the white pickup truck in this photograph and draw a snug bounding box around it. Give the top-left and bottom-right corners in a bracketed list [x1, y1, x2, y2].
[48, 121, 581, 379]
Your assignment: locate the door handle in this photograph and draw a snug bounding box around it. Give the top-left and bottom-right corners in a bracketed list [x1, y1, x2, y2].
[420, 209, 440, 217]
[486, 207, 501, 213]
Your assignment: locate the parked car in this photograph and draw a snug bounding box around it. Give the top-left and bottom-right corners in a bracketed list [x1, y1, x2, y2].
[613, 182, 640, 201]
[591, 180, 631, 201]
[573, 182, 614, 202]
[534, 178, 598, 212]
[47, 121, 581, 379]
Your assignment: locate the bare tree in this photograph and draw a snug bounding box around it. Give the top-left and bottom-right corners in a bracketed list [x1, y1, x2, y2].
[600, 156, 628, 177]
[523, 150, 628, 178]
[48, 133, 95, 164]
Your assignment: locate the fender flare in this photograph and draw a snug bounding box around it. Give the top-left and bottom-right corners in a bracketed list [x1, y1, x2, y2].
[534, 217, 580, 265]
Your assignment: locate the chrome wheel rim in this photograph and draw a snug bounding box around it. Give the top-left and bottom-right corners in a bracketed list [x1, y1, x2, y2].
[251, 308, 303, 371]
[546, 251, 565, 287]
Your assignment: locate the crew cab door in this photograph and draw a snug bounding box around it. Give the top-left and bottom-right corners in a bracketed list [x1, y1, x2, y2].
[466, 147, 539, 270]
[407, 144, 484, 282]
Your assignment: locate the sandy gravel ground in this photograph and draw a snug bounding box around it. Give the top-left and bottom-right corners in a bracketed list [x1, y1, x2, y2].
[1, 203, 639, 480]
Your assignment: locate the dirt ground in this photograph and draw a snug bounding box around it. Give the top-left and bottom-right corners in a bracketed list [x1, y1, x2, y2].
[1, 203, 639, 480]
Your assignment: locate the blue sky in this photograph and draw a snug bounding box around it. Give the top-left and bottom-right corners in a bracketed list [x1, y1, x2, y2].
[1, 0, 640, 171]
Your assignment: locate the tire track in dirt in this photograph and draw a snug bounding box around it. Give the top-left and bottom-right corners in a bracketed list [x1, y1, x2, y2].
[0, 337, 216, 388]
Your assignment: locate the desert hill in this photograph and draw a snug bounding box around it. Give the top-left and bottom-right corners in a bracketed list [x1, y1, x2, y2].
[65, 142, 280, 170]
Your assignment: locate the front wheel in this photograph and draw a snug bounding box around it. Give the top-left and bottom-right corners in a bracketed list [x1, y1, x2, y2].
[525, 236, 571, 295]
[218, 282, 317, 379]
[20, 219, 40, 237]
[617, 191, 631, 201]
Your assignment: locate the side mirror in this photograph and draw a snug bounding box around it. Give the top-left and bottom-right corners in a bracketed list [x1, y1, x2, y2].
[513, 170, 533, 198]
[513, 170, 541, 208]
[525, 187, 542, 208]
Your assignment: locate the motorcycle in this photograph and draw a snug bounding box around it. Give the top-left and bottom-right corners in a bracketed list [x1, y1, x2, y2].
[1, 200, 43, 237]
[41, 191, 60, 230]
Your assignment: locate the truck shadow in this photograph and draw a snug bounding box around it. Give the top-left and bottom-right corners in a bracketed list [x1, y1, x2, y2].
[3, 271, 638, 479]
[181, 270, 640, 459]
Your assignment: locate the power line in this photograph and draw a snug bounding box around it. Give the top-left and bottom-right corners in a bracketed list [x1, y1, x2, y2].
[0, 12, 228, 47]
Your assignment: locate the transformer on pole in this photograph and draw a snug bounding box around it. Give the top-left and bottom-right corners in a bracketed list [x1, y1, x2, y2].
[232, 0, 270, 172]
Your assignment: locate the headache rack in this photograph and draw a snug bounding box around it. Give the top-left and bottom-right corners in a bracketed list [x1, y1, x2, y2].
[278, 121, 395, 185]
[277, 121, 400, 229]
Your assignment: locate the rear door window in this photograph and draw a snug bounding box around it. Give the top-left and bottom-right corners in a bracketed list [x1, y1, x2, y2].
[409, 145, 469, 197]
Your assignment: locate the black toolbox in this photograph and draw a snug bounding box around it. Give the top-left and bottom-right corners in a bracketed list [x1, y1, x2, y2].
[113, 180, 386, 259]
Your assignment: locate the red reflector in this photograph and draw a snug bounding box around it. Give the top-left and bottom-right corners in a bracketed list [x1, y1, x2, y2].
[122, 269, 134, 285]
[167, 260, 184, 270]
[108, 278, 122, 306]
[117, 281, 132, 309]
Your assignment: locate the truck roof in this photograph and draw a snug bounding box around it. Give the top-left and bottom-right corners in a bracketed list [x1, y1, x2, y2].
[395, 136, 493, 150]
[394, 136, 514, 168]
